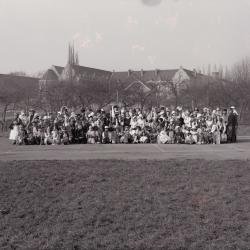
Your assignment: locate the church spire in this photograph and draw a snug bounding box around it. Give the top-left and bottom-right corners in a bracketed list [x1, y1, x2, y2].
[67, 42, 79, 66]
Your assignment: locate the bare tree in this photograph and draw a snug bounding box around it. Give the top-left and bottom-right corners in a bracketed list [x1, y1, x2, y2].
[230, 57, 250, 120]
[207, 64, 211, 76]
[0, 77, 23, 131]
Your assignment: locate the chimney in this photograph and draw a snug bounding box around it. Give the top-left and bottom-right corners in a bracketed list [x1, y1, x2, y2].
[128, 69, 132, 77]
[193, 68, 197, 77]
[155, 69, 160, 77]
[141, 69, 144, 77]
[212, 72, 219, 79]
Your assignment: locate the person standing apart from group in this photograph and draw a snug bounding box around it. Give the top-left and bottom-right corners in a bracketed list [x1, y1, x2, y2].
[227, 106, 238, 143]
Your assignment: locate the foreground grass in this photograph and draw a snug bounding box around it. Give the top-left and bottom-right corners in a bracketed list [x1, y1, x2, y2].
[238, 124, 250, 136]
[0, 160, 250, 250]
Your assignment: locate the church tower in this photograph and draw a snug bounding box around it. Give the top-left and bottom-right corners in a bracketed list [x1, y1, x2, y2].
[61, 43, 79, 81]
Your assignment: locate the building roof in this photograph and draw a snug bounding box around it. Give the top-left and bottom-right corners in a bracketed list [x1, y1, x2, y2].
[111, 69, 180, 84]
[72, 65, 112, 77]
[0, 74, 39, 81]
[42, 69, 58, 81]
[52, 65, 64, 75]
[41, 64, 112, 81]
[40, 64, 223, 90]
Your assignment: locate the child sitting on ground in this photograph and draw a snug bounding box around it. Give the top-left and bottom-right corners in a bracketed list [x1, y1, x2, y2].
[211, 118, 220, 144]
[102, 126, 111, 144]
[52, 127, 61, 145]
[158, 128, 171, 144]
[168, 120, 175, 144]
[140, 129, 149, 144]
[86, 126, 96, 144]
[132, 126, 142, 144]
[184, 128, 194, 144]
[120, 126, 132, 144]
[16, 124, 27, 145]
[44, 127, 52, 145]
[175, 126, 184, 144]
[111, 126, 121, 144]
[190, 127, 198, 144]
[61, 128, 69, 145]
[37, 127, 45, 145]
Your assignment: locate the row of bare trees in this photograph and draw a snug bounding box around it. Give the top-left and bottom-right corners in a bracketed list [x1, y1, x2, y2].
[38, 78, 124, 112]
[0, 75, 39, 130]
[1, 56, 250, 131]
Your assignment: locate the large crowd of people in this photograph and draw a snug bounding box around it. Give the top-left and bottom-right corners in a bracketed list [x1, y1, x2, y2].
[9, 105, 238, 145]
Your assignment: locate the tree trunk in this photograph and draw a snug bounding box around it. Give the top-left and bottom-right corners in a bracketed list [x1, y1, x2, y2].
[239, 101, 248, 122]
[2, 104, 8, 132]
[175, 93, 178, 108]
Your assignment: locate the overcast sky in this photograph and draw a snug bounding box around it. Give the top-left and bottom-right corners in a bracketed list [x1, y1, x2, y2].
[0, 0, 250, 74]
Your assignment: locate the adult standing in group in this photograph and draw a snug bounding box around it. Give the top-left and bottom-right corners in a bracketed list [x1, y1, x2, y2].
[26, 109, 35, 130]
[227, 106, 238, 143]
[9, 113, 22, 144]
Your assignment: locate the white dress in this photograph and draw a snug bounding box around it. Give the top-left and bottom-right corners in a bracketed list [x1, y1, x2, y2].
[9, 125, 19, 141]
[158, 131, 170, 144]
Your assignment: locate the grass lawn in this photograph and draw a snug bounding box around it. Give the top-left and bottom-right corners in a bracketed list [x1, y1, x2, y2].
[238, 125, 250, 136]
[1, 160, 250, 250]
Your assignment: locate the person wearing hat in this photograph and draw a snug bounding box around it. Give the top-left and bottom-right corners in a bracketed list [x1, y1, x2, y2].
[9, 112, 22, 144]
[157, 127, 170, 144]
[51, 125, 61, 145]
[130, 116, 138, 129]
[193, 108, 199, 117]
[88, 112, 94, 118]
[61, 127, 70, 145]
[215, 107, 221, 116]
[137, 114, 145, 129]
[80, 107, 86, 119]
[102, 126, 111, 144]
[32, 122, 40, 145]
[176, 106, 182, 112]
[168, 118, 176, 144]
[16, 124, 28, 145]
[175, 126, 184, 144]
[190, 126, 198, 144]
[123, 111, 131, 128]
[227, 106, 238, 143]
[75, 121, 84, 144]
[183, 110, 191, 128]
[111, 125, 121, 144]
[19, 110, 28, 126]
[140, 129, 149, 144]
[26, 109, 35, 129]
[86, 125, 96, 144]
[120, 126, 132, 144]
[211, 117, 220, 144]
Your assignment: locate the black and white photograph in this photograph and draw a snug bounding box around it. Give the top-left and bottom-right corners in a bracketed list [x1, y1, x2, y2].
[1, 0, 250, 249]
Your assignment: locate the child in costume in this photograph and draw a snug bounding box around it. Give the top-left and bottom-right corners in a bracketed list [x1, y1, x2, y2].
[102, 126, 111, 144]
[9, 113, 22, 144]
[44, 127, 52, 145]
[86, 126, 96, 144]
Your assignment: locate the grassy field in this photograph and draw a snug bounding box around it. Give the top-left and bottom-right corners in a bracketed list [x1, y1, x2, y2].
[238, 125, 250, 136]
[1, 160, 250, 250]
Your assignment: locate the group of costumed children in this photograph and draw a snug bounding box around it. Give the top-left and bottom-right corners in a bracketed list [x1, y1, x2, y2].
[9, 105, 238, 145]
